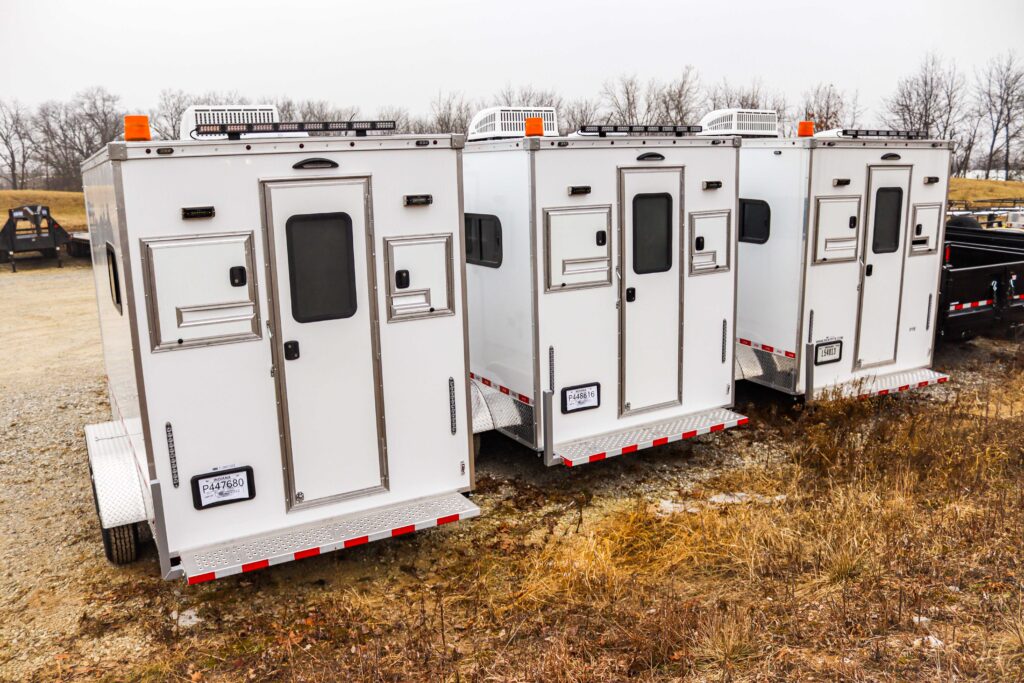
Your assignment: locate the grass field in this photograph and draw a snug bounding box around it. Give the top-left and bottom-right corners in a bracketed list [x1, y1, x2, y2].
[2, 179, 1021, 237]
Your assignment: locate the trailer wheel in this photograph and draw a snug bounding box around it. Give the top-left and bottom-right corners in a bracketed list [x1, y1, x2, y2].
[100, 524, 139, 565]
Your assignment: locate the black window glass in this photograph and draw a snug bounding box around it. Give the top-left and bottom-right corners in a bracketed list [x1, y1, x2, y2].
[105, 243, 122, 315]
[633, 193, 672, 274]
[739, 198, 771, 244]
[872, 187, 903, 254]
[465, 213, 502, 268]
[285, 212, 357, 323]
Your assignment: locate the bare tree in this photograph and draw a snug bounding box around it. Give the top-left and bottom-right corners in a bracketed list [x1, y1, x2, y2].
[883, 53, 965, 138]
[428, 91, 473, 134]
[34, 87, 123, 190]
[601, 75, 659, 125]
[652, 66, 704, 125]
[492, 84, 563, 111]
[801, 83, 849, 132]
[375, 106, 412, 132]
[975, 52, 1024, 179]
[561, 97, 604, 133]
[0, 99, 34, 189]
[151, 89, 251, 139]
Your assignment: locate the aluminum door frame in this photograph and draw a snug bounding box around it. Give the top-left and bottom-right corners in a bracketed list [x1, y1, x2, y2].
[616, 165, 685, 417]
[853, 164, 913, 370]
[260, 175, 388, 511]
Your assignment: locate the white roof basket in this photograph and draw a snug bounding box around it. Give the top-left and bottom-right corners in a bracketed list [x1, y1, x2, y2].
[178, 105, 280, 140]
[467, 106, 559, 141]
[696, 109, 779, 138]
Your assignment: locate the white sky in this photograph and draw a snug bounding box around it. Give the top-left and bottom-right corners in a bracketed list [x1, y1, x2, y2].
[3, 0, 1022, 123]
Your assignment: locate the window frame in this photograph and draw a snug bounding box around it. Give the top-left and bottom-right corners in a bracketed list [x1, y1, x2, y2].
[105, 242, 122, 315]
[738, 198, 771, 245]
[632, 192, 673, 275]
[465, 213, 503, 268]
[285, 211, 358, 324]
[871, 187, 904, 255]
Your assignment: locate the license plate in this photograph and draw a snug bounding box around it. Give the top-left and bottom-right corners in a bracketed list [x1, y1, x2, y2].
[562, 383, 600, 413]
[815, 340, 843, 366]
[190, 466, 255, 510]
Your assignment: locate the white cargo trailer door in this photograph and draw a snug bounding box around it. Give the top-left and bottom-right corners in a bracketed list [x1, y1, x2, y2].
[856, 166, 911, 368]
[619, 167, 683, 414]
[264, 178, 386, 509]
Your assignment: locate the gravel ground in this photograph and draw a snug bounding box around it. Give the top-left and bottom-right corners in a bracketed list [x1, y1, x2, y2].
[0, 255, 981, 681]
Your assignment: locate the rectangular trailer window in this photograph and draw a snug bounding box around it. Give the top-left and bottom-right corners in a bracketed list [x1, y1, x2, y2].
[465, 213, 502, 268]
[872, 187, 903, 254]
[633, 193, 672, 274]
[739, 199, 770, 244]
[105, 243, 122, 315]
[285, 212, 357, 323]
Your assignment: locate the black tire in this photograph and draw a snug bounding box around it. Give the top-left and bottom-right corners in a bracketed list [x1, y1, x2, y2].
[101, 524, 139, 565]
[947, 215, 982, 230]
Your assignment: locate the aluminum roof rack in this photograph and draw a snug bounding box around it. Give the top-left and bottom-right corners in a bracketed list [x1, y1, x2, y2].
[191, 120, 398, 140]
[577, 124, 702, 138]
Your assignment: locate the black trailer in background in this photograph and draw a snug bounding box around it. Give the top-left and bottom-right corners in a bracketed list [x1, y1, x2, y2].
[939, 221, 1024, 341]
[0, 205, 70, 272]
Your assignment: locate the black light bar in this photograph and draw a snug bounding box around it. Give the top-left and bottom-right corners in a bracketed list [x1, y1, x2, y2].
[193, 120, 397, 140]
[841, 128, 928, 140]
[578, 124, 702, 137]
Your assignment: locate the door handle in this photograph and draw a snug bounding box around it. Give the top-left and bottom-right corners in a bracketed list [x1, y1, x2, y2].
[395, 269, 410, 289]
[849, 216, 857, 229]
[865, 264, 873, 277]
[229, 265, 247, 287]
[695, 236, 705, 251]
[284, 340, 300, 360]
[625, 287, 636, 302]
[595, 230, 607, 247]
[292, 157, 339, 170]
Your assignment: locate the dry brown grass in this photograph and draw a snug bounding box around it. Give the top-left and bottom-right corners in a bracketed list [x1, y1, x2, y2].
[0, 189, 86, 230]
[949, 177, 1024, 202]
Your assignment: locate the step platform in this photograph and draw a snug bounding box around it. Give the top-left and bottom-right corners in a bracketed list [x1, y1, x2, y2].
[814, 367, 949, 400]
[555, 407, 748, 468]
[181, 492, 480, 584]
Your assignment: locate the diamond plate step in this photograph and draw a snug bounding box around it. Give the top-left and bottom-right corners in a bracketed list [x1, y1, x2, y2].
[181, 492, 479, 584]
[556, 407, 748, 467]
[815, 367, 949, 400]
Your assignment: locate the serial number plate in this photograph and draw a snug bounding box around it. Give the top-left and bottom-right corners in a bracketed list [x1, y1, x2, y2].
[563, 383, 600, 413]
[190, 466, 255, 509]
[815, 340, 843, 365]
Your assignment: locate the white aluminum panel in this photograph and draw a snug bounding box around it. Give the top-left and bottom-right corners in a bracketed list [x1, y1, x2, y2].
[384, 233, 454, 322]
[813, 197, 860, 263]
[910, 203, 942, 255]
[544, 206, 612, 290]
[689, 209, 731, 274]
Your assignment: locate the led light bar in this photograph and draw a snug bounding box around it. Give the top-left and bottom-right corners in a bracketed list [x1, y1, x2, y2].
[192, 120, 398, 139]
[841, 128, 928, 140]
[578, 124, 702, 137]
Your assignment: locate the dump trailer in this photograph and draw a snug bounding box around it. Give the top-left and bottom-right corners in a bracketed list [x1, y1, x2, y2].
[700, 109, 952, 400]
[81, 108, 478, 584]
[464, 107, 747, 469]
[0, 205, 69, 271]
[939, 223, 1024, 340]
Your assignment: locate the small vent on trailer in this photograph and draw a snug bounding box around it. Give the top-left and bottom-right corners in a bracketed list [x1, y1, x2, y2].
[178, 105, 279, 140]
[696, 109, 779, 138]
[467, 107, 559, 141]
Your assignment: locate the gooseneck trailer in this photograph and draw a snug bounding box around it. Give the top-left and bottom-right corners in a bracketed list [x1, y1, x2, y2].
[702, 109, 952, 399]
[81, 108, 478, 583]
[464, 107, 747, 468]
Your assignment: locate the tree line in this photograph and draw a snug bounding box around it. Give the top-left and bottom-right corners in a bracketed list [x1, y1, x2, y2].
[1, 52, 1021, 192]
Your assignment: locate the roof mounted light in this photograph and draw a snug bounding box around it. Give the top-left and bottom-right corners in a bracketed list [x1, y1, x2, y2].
[192, 120, 398, 140]
[577, 124, 702, 138]
[840, 128, 928, 140]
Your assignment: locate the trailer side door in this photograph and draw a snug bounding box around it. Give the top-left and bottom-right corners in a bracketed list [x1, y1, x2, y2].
[856, 166, 911, 368]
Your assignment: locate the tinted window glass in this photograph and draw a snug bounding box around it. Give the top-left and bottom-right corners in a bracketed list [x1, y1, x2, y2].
[739, 198, 770, 244]
[633, 193, 672, 274]
[465, 213, 502, 267]
[285, 212, 357, 323]
[872, 187, 903, 254]
[105, 243, 122, 315]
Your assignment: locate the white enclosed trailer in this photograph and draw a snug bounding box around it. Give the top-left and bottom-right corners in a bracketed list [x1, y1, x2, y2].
[464, 107, 747, 468]
[81, 110, 478, 584]
[699, 109, 952, 399]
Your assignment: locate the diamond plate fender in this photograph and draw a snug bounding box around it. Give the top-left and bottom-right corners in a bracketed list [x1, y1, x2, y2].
[85, 421, 149, 529]
[470, 381, 495, 434]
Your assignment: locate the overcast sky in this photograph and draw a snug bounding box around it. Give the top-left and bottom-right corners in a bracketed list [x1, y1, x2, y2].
[3, 0, 1022, 123]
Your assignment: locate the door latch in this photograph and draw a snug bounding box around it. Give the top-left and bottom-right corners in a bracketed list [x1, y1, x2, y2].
[695, 236, 705, 251]
[595, 230, 607, 247]
[284, 340, 300, 360]
[865, 264, 874, 277]
[395, 269, 410, 289]
[625, 287, 636, 302]
[229, 265, 247, 287]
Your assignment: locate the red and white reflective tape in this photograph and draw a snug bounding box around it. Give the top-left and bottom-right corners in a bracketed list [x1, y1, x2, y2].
[469, 372, 531, 405]
[949, 299, 993, 311]
[1011, 294, 1024, 302]
[738, 338, 796, 360]
[562, 416, 749, 468]
[857, 375, 948, 400]
[186, 512, 470, 585]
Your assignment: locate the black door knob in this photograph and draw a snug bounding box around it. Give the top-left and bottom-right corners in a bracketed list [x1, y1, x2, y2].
[284, 341, 300, 360]
[395, 269, 410, 289]
[229, 265, 247, 287]
[625, 287, 636, 302]
[865, 264, 874, 277]
[596, 230, 607, 247]
[695, 236, 705, 251]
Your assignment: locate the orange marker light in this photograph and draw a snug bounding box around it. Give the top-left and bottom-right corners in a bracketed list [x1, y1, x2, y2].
[524, 117, 544, 137]
[797, 120, 815, 137]
[124, 115, 152, 142]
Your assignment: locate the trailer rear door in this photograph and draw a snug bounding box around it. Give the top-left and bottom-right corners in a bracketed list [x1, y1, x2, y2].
[856, 166, 911, 367]
[618, 167, 683, 414]
[264, 177, 386, 509]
